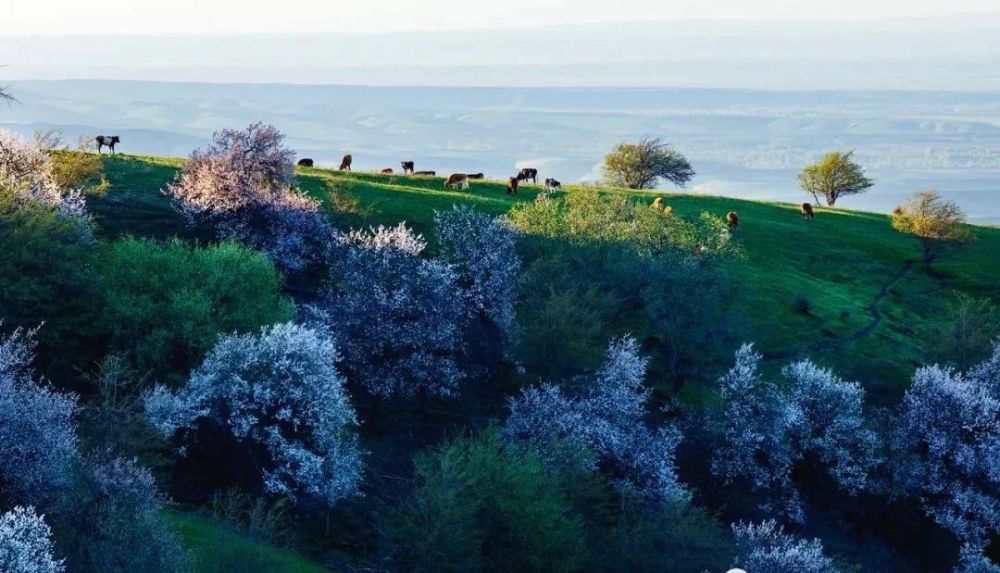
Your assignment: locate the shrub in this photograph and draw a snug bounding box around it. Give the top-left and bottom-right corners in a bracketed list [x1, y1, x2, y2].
[892, 344, 1000, 546]
[506, 337, 689, 508]
[145, 323, 363, 507]
[434, 205, 521, 336]
[52, 457, 189, 573]
[98, 237, 294, 385]
[0, 506, 65, 573]
[166, 122, 334, 272]
[891, 190, 973, 270]
[793, 295, 813, 315]
[0, 131, 99, 377]
[0, 129, 89, 221]
[711, 345, 879, 522]
[0, 327, 78, 506]
[384, 430, 586, 573]
[311, 224, 464, 403]
[731, 520, 837, 573]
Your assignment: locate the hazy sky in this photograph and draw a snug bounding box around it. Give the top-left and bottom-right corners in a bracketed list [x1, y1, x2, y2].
[3, 0, 999, 34]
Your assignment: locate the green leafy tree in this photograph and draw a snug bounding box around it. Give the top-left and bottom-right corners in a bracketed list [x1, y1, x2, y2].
[930, 294, 999, 371]
[798, 151, 873, 206]
[891, 190, 973, 270]
[98, 237, 294, 385]
[385, 430, 586, 573]
[603, 137, 694, 190]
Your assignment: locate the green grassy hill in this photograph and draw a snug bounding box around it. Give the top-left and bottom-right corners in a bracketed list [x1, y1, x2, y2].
[92, 155, 1000, 403]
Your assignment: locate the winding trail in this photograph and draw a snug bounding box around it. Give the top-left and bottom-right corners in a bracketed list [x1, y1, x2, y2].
[764, 260, 916, 361]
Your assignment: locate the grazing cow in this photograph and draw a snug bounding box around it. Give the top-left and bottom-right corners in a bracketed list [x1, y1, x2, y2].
[381, 168, 394, 174]
[339, 154, 353, 171]
[401, 161, 415, 174]
[297, 158, 314, 167]
[517, 168, 538, 184]
[507, 177, 520, 195]
[544, 178, 562, 192]
[414, 170, 436, 176]
[726, 211, 740, 230]
[445, 173, 470, 191]
[467, 173, 485, 180]
[801, 202, 815, 220]
[95, 135, 120, 154]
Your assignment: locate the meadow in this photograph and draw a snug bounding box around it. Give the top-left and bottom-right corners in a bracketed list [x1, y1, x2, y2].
[93, 154, 1000, 406]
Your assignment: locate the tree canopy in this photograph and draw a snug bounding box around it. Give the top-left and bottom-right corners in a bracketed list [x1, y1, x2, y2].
[891, 190, 972, 269]
[603, 137, 694, 190]
[798, 150, 873, 206]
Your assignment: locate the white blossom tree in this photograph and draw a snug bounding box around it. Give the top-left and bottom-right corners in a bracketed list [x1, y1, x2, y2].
[731, 520, 836, 573]
[712, 344, 804, 521]
[145, 323, 363, 506]
[505, 337, 689, 507]
[0, 129, 89, 221]
[712, 345, 879, 522]
[312, 223, 464, 402]
[434, 206, 520, 335]
[954, 545, 1000, 573]
[166, 122, 333, 272]
[0, 506, 65, 573]
[784, 360, 881, 494]
[893, 343, 1000, 547]
[0, 326, 78, 505]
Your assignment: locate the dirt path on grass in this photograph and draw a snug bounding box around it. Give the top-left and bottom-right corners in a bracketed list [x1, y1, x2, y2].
[764, 260, 916, 361]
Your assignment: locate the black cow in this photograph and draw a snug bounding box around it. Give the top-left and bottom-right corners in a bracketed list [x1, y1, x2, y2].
[297, 158, 314, 167]
[517, 167, 538, 184]
[95, 135, 120, 154]
[401, 161, 415, 174]
[467, 173, 485, 180]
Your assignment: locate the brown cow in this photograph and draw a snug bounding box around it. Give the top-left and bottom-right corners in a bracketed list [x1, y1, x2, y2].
[445, 173, 470, 191]
[414, 170, 436, 176]
[339, 154, 352, 171]
[801, 202, 815, 220]
[401, 161, 415, 174]
[381, 168, 394, 174]
[467, 172, 485, 180]
[517, 167, 538, 184]
[297, 158, 314, 167]
[507, 177, 520, 195]
[726, 211, 740, 230]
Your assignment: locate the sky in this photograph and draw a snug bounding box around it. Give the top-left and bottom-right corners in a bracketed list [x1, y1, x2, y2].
[2, 0, 1000, 35]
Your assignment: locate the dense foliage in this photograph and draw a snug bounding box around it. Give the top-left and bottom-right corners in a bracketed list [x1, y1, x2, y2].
[98, 237, 294, 384]
[0, 506, 65, 573]
[166, 122, 334, 272]
[311, 223, 465, 402]
[146, 323, 363, 507]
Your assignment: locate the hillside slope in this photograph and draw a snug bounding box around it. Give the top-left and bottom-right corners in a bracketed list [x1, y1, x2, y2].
[91, 155, 1000, 402]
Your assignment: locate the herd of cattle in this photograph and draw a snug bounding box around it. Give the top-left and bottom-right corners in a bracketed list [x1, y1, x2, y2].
[96, 138, 822, 227]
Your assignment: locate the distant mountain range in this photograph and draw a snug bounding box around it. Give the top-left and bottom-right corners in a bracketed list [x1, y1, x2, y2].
[2, 15, 999, 90]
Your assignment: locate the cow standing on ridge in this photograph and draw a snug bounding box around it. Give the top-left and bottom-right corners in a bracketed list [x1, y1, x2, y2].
[401, 161, 415, 174]
[95, 135, 120, 154]
[339, 154, 353, 171]
[518, 168, 538, 184]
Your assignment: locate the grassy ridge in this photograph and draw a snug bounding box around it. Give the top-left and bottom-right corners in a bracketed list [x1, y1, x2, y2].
[92, 155, 1000, 401]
